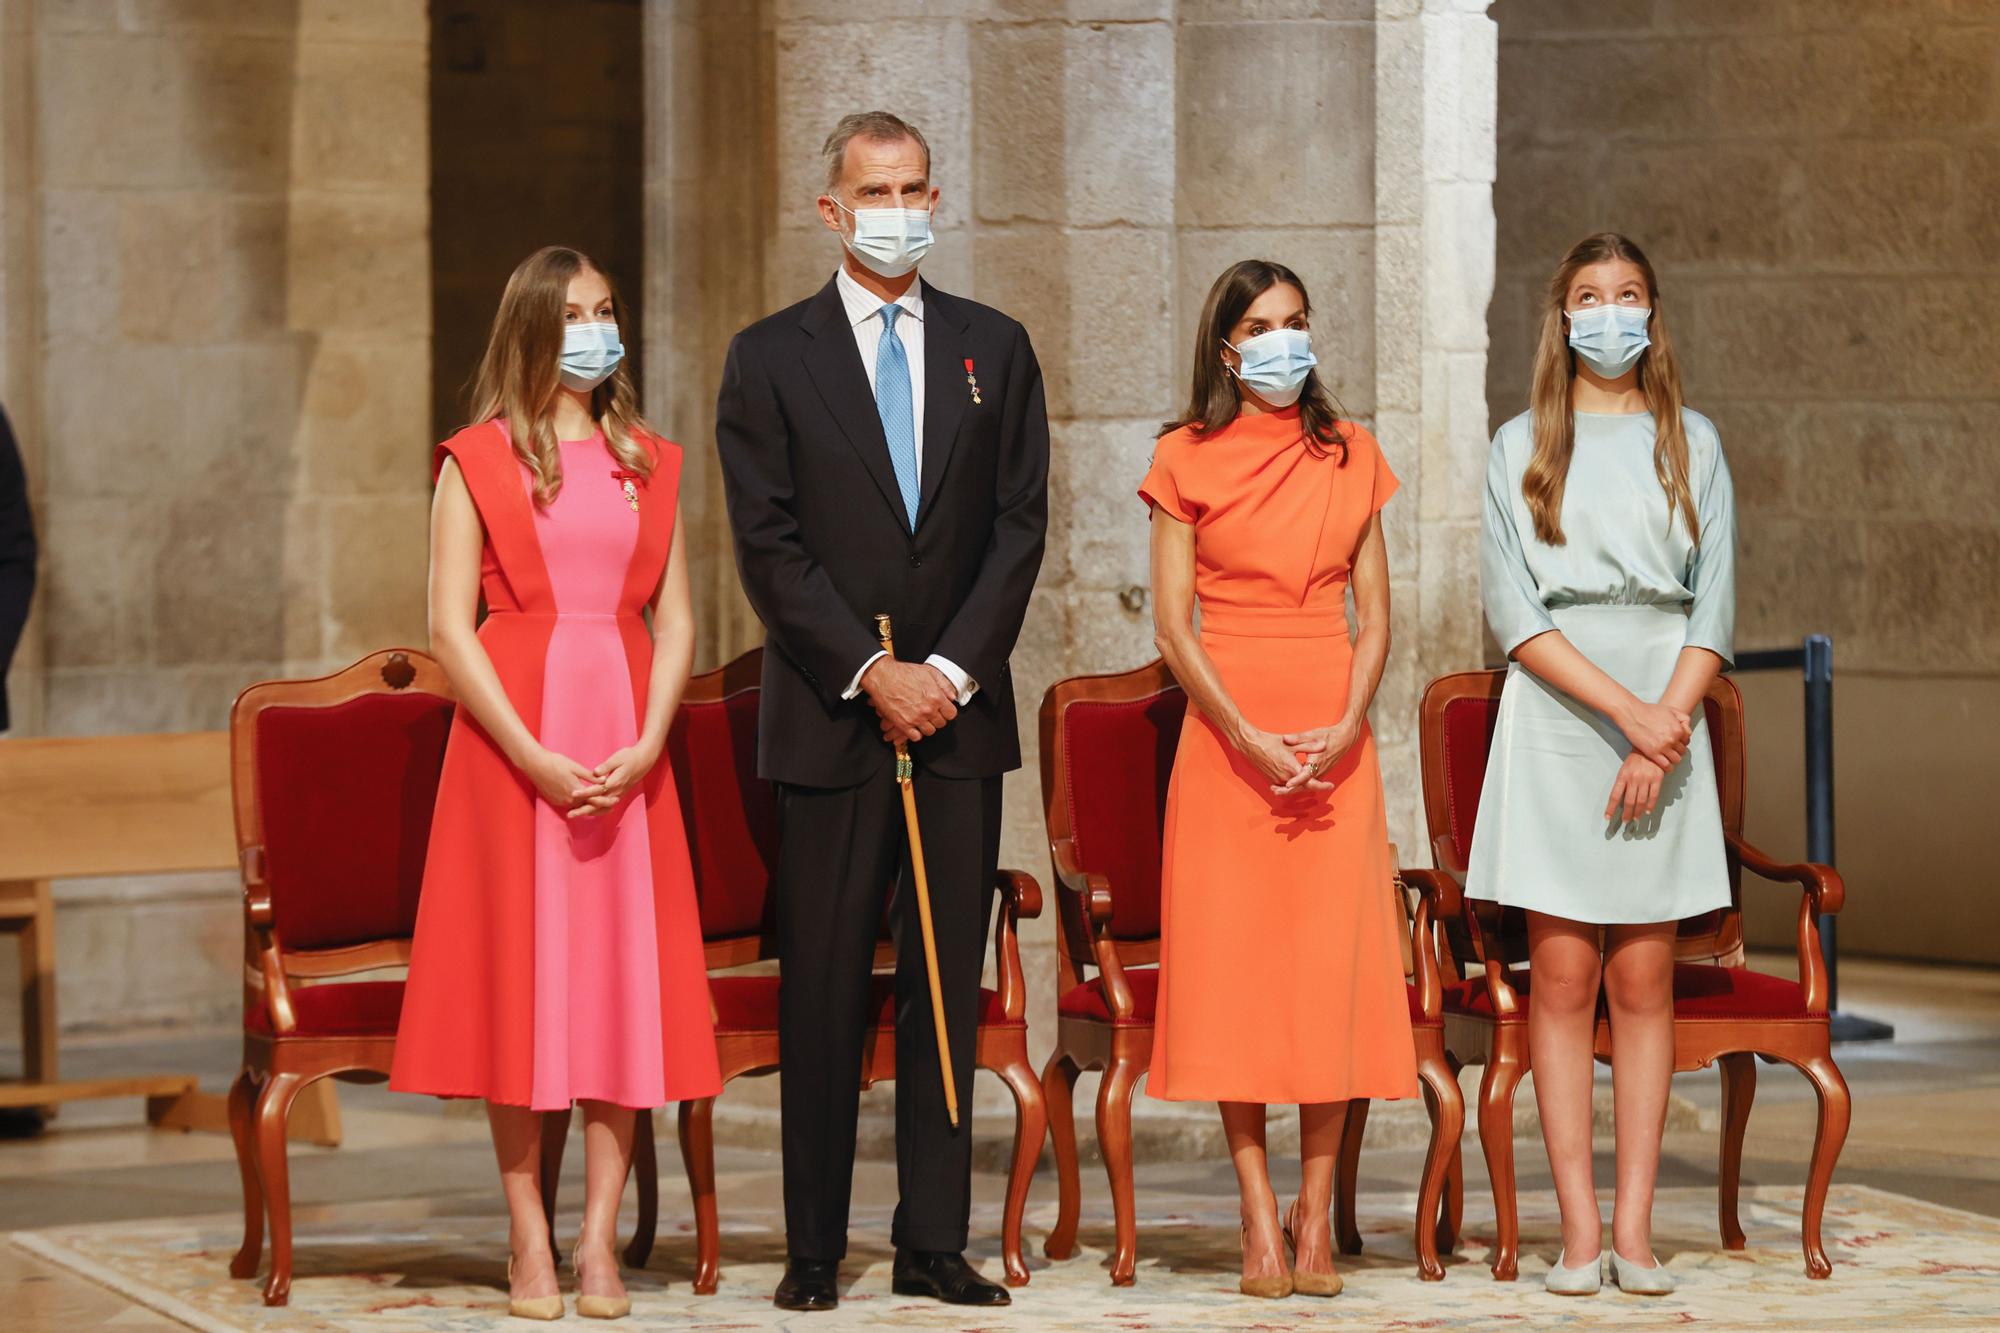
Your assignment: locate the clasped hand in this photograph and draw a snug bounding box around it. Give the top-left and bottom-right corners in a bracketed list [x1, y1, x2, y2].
[1237, 718, 1358, 796]
[863, 657, 958, 744]
[523, 742, 659, 818]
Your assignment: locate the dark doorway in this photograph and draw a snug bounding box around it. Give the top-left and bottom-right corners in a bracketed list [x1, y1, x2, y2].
[429, 0, 645, 443]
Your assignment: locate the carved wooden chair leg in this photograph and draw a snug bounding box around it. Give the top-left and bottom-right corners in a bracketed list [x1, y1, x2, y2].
[1717, 1052, 1757, 1251]
[1041, 1049, 1084, 1261]
[1793, 1050, 1851, 1279]
[227, 1067, 266, 1280]
[1097, 1055, 1143, 1286]
[1479, 1042, 1528, 1281]
[678, 1097, 722, 1295]
[1333, 1098, 1369, 1255]
[625, 1109, 659, 1270]
[1440, 1139, 1465, 1255]
[1415, 1052, 1465, 1281]
[253, 1071, 308, 1307]
[991, 1049, 1049, 1286]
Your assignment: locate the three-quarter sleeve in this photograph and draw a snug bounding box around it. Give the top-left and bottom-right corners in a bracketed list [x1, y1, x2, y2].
[1479, 431, 1557, 657]
[1681, 431, 1737, 668]
[1138, 437, 1195, 523]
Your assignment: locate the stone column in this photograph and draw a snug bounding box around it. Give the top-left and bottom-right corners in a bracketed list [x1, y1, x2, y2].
[1373, 0, 1494, 860]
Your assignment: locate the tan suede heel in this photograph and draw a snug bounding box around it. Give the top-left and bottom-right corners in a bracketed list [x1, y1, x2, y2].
[1282, 1199, 1344, 1298]
[1238, 1219, 1295, 1299]
[572, 1243, 631, 1320]
[506, 1256, 565, 1321]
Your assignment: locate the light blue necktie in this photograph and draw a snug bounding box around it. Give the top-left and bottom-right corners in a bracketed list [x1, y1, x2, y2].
[874, 304, 919, 528]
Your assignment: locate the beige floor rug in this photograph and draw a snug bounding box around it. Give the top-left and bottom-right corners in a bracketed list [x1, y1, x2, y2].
[11, 1183, 1998, 1330]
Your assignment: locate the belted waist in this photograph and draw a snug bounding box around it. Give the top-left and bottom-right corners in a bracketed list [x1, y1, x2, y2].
[1199, 604, 1349, 639]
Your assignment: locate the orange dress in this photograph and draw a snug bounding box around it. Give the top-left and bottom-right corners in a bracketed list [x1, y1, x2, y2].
[1139, 408, 1418, 1104]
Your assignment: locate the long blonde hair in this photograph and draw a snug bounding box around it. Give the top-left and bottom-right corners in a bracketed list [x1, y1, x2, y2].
[466, 245, 651, 506]
[1524, 232, 1696, 547]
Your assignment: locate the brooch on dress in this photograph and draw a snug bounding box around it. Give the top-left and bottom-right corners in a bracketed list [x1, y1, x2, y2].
[610, 468, 643, 511]
[964, 357, 982, 405]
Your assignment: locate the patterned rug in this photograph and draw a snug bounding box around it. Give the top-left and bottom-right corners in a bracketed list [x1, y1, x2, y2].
[11, 1184, 1998, 1330]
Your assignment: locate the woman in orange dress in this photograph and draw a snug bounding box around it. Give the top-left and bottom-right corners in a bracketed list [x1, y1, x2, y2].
[1141, 259, 1417, 1299]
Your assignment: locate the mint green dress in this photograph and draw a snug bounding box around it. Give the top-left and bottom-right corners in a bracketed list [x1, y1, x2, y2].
[1464, 408, 1736, 925]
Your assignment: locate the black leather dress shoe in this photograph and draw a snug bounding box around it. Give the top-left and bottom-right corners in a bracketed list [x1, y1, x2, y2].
[773, 1258, 840, 1311]
[890, 1249, 1011, 1306]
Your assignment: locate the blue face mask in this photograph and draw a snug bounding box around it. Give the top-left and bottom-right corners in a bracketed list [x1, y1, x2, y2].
[1566, 304, 1650, 377]
[1225, 327, 1317, 407]
[559, 321, 624, 392]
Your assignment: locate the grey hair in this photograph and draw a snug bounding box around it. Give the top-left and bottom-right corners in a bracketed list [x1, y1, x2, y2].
[821, 110, 932, 195]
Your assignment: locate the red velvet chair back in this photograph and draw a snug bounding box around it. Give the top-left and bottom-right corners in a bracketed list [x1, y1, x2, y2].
[666, 649, 779, 952]
[1419, 669, 1746, 964]
[1040, 660, 1185, 953]
[231, 650, 455, 956]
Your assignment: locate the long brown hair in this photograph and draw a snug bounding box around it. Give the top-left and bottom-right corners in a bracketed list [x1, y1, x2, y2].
[1524, 232, 1695, 546]
[466, 245, 651, 506]
[1161, 259, 1349, 461]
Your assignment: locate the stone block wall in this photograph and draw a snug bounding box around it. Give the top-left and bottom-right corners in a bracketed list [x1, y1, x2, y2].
[1488, 0, 2000, 962]
[0, 0, 431, 1033]
[645, 1, 1496, 1127]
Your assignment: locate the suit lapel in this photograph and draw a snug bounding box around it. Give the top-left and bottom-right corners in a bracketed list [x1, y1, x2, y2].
[799, 277, 909, 533]
[915, 281, 971, 532]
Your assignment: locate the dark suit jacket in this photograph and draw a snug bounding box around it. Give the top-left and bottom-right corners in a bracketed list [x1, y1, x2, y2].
[716, 275, 1049, 788]
[0, 406, 35, 732]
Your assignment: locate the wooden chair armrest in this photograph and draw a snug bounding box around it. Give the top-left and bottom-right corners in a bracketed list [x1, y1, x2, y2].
[239, 844, 295, 1034]
[995, 868, 1043, 919]
[1728, 832, 1841, 1013]
[1398, 871, 1447, 1022]
[1429, 833, 1470, 884]
[1728, 832, 1845, 914]
[1050, 837, 1113, 925]
[1399, 865, 1463, 916]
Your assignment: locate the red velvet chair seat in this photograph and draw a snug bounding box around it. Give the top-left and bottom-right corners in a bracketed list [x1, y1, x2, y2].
[709, 974, 1018, 1034]
[245, 979, 405, 1037]
[1056, 965, 1159, 1025]
[1442, 965, 1822, 1024]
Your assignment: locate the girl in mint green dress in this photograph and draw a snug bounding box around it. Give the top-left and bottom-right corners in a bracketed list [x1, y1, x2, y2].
[1466, 233, 1735, 1297]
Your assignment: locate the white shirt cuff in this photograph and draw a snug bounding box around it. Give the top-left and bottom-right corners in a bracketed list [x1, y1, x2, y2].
[925, 654, 978, 705]
[841, 650, 888, 700]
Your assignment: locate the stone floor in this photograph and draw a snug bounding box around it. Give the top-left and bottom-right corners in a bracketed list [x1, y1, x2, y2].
[3, 954, 1998, 1328]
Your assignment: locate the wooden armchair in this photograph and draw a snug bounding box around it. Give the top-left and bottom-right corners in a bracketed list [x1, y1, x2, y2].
[1334, 865, 1468, 1280]
[225, 649, 456, 1306]
[1419, 669, 1851, 1280]
[612, 648, 1048, 1290]
[1038, 660, 1469, 1284]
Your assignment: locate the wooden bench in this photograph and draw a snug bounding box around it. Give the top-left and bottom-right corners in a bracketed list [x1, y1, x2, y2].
[0, 731, 335, 1139]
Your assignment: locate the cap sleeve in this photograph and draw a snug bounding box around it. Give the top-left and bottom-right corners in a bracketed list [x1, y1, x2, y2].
[1138, 435, 1196, 524]
[1350, 424, 1399, 516]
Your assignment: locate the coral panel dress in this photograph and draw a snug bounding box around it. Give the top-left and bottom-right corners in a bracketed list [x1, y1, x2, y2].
[1139, 408, 1418, 1105]
[390, 420, 721, 1111]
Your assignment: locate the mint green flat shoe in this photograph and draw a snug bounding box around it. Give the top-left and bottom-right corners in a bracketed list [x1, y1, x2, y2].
[1544, 1248, 1602, 1296]
[1609, 1248, 1676, 1295]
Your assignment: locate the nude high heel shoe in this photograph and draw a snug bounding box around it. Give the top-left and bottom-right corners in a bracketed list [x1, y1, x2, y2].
[507, 1255, 565, 1321]
[572, 1241, 631, 1320]
[1238, 1217, 1294, 1299]
[1282, 1198, 1343, 1298]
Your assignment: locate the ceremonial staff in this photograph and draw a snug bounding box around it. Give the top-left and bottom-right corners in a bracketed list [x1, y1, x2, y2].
[874, 612, 960, 1129]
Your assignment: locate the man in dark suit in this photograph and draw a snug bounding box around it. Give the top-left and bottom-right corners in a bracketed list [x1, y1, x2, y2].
[0, 405, 35, 736]
[716, 110, 1048, 1311]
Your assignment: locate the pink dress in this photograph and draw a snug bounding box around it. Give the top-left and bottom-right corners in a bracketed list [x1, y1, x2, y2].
[391, 424, 721, 1111]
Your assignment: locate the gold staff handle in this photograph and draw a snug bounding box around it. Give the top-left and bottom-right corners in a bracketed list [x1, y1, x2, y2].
[873, 613, 961, 1129]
